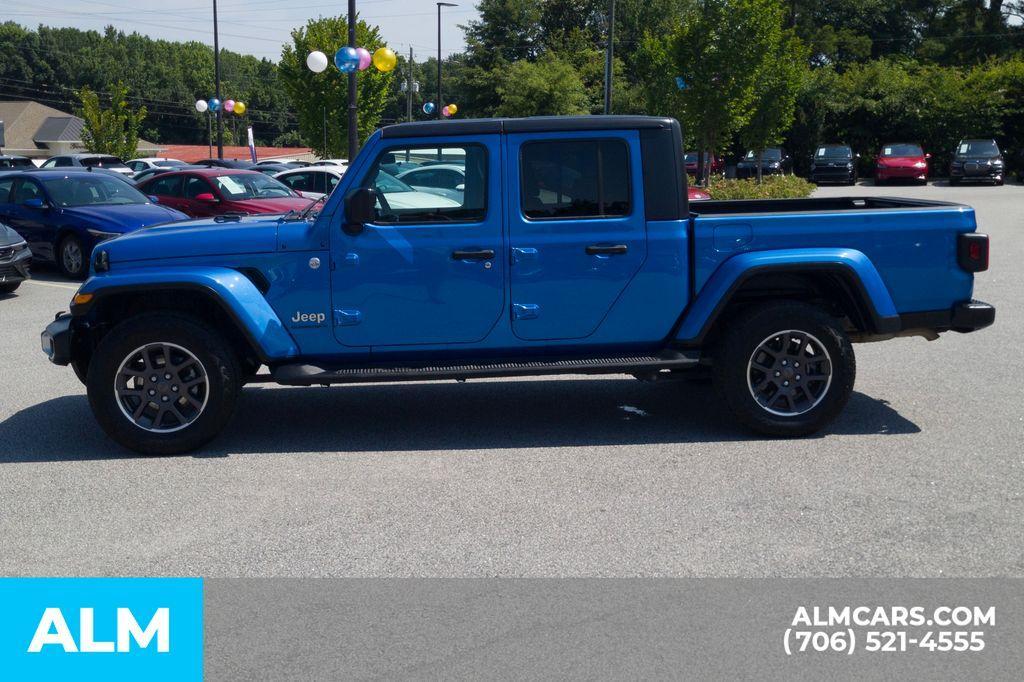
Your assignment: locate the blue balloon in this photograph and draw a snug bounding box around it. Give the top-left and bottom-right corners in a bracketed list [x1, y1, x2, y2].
[422, 101, 435, 115]
[334, 47, 359, 73]
[208, 98, 221, 112]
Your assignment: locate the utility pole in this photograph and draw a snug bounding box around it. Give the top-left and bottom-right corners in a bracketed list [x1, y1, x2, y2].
[407, 46, 414, 123]
[347, 0, 358, 161]
[603, 0, 615, 115]
[212, 0, 223, 158]
[323, 105, 327, 152]
[437, 3, 457, 120]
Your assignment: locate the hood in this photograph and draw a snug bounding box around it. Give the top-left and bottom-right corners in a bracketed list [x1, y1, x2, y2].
[0, 222, 25, 245]
[62, 203, 188, 232]
[877, 156, 925, 166]
[100, 215, 280, 264]
[231, 197, 314, 214]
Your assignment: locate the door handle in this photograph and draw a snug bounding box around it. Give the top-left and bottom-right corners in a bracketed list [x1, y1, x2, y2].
[452, 249, 495, 261]
[585, 244, 628, 255]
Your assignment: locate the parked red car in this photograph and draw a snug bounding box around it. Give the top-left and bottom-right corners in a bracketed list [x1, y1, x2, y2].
[875, 143, 931, 185]
[684, 152, 724, 177]
[688, 186, 711, 201]
[138, 168, 313, 218]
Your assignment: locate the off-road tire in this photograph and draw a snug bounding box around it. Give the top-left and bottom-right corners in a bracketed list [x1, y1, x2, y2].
[712, 301, 855, 437]
[86, 312, 242, 454]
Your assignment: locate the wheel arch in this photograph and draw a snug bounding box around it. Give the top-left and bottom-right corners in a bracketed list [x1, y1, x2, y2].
[673, 250, 900, 347]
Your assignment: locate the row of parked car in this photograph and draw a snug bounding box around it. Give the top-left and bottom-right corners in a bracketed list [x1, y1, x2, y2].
[686, 137, 1008, 186]
[0, 150, 485, 284]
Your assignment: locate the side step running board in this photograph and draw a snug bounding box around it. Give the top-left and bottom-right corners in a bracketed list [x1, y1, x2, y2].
[271, 351, 699, 386]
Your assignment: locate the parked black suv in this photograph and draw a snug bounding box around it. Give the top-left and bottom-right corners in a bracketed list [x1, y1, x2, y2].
[809, 144, 857, 185]
[735, 147, 791, 179]
[0, 220, 32, 294]
[950, 139, 1004, 186]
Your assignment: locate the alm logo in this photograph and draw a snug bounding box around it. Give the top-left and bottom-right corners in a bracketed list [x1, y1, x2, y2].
[28, 607, 170, 653]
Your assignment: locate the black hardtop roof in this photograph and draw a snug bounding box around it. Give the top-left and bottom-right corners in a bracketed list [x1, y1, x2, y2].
[381, 115, 677, 139]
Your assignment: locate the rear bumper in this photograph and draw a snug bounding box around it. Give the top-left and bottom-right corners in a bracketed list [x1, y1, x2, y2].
[41, 313, 73, 365]
[899, 300, 995, 334]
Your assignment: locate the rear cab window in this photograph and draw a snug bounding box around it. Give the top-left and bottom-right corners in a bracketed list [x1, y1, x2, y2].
[519, 139, 630, 220]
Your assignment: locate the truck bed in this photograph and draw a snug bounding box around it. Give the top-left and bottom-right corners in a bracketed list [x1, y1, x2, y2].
[691, 196, 964, 216]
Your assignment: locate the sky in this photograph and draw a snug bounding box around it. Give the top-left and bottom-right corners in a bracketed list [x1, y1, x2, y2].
[4, 0, 480, 62]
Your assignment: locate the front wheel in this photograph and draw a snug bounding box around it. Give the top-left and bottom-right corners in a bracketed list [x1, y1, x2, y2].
[0, 281, 21, 294]
[712, 302, 855, 436]
[57, 234, 88, 279]
[86, 313, 242, 454]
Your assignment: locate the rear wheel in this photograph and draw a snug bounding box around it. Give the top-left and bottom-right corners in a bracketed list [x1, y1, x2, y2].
[86, 313, 242, 454]
[712, 302, 855, 436]
[57, 234, 87, 279]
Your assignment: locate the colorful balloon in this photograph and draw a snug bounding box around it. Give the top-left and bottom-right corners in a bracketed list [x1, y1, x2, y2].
[208, 98, 221, 112]
[442, 105, 451, 118]
[224, 99, 235, 113]
[372, 47, 397, 72]
[194, 99, 208, 113]
[355, 47, 372, 71]
[306, 50, 329, 73]
[234, 101, 246, 115]
[447, 103, 458, 115]
[334, 47, 359, 73]
[422, 101, 435, 115]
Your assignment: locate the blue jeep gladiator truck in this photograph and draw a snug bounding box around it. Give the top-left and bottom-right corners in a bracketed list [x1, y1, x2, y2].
[41, 116, 994, 454]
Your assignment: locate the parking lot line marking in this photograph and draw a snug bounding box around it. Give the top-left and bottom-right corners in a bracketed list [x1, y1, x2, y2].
[25, 279, 78, 291]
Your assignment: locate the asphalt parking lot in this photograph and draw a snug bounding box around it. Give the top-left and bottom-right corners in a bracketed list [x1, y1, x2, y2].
[0, 180, 1021, 578]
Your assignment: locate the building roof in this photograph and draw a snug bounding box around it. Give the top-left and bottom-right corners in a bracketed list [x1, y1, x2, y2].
[160, 144, 313, 164]
[0, 100, 158, 156]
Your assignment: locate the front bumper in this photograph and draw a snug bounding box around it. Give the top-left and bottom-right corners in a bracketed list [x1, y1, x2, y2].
[876, 166, 927, 180]
[0, 245, 32, 284]
[41, 313, 74, 365]
[899, 300, 995, 335]
[951, 164, 1003, 180]
[811, 168, 854, 183]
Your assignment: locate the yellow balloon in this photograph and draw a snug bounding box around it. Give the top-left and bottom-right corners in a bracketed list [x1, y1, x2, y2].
[372, 47, 397, 73]
[234, 101, 246, 115]
[447, 103, 457, 115]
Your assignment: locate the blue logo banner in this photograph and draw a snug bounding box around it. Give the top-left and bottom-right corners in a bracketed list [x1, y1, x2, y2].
[0, 578, 202, 681]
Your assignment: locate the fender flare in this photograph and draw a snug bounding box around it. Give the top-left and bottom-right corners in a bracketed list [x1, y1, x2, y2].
[74, 266, 299, 361]
[673, 248, 899, 344]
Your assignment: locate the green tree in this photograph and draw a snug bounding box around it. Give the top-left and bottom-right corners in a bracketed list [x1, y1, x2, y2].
[279, 17, 393, 158]
[495, 53, 589, 117]
[76, 81, 147, 159]
[739, 33, 808, 182]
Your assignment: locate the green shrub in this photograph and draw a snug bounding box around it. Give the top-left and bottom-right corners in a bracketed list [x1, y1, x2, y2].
[705, 175, 816, 200]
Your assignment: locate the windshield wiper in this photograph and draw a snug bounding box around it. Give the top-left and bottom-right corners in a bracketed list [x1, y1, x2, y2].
[298, 194, 328, 221]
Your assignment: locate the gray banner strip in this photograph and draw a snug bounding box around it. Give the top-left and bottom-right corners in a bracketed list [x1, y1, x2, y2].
[205, 579, 1023, 680]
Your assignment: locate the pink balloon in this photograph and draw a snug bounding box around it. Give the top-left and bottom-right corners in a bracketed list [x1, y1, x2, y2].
[442, 105, 451, 117]
[356, 47, 372, 71]
[223, 99, 235, 113]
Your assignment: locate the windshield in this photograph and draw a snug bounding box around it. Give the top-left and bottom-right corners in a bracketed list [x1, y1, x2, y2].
[880, 144, 923, 157]
[957, 140, 999, 156]
[373, 170, 415, 193]
[1, 158, 34, 168]
[816, 146, 852, 159]
[745, 149, 782, 160]
[213, 173, 295, 200]
[80, 156, 129, 170]
[43, 175, 149, 206]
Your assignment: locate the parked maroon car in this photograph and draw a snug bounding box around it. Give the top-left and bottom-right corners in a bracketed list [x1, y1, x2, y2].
[875, 143, 931, 185]
[138, 168, 313, 218]
[684, 152, 724, 177]
[688, 186, 711, 201]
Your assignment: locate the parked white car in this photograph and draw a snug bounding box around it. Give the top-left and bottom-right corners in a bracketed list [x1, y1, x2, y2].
[273, 167, 346, 200]
[312, 158, 349, 167]
[125, 157, 189, 172]
[396, 163, 466, 201]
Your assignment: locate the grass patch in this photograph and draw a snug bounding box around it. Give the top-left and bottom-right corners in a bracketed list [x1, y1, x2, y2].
[704, 175, 816, 200]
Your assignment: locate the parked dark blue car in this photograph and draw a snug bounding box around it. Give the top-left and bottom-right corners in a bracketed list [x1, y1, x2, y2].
[0, 170, 188, 278]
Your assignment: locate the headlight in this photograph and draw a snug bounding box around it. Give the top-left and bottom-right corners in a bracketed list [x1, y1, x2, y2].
[770, 162, 780, 168]
[12, 240, 28, 253]
[86, 228, 121, 241]
[992, 158, 1004, 166]
[913, 161, 927, 169]
[846, 162, 854, 169]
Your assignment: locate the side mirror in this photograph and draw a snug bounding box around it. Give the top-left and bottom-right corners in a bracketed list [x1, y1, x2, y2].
[195, 193, 218, 203]
[23, 197, 46, 209]
[344, 187, 376, 235]
[148, 195, 160, 204]
[925, 153, 932, 159]
[455, 183, 465, 192]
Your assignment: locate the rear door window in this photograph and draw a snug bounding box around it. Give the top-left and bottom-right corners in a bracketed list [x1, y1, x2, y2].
[519, 139, 630, 220]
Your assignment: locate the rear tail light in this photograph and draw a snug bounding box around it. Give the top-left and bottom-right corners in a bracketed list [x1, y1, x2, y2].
[958, 233, 989, 272]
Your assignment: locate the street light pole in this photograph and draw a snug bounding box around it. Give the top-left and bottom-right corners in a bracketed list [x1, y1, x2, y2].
[347, 0, 358, 161]
[213, 0, 223, 158]
[603, 0, 615, 115]
[437, 2, 457, 121]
